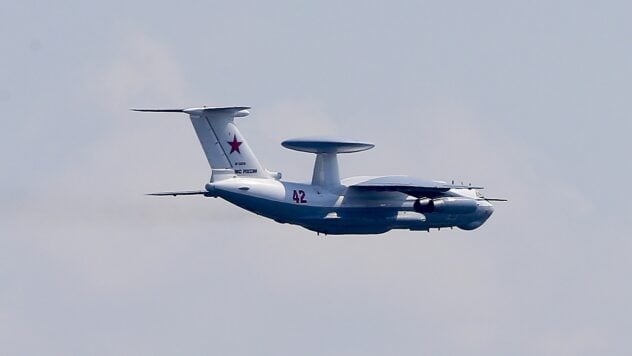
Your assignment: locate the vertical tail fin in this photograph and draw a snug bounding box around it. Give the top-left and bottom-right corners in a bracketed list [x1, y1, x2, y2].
[133, 107, 269, 180]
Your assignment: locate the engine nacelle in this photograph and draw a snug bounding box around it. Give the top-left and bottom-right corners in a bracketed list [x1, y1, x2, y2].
[414, 197, 478, 214]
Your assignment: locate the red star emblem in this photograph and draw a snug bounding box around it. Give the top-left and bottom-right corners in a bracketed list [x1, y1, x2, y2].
[227, 134, 242, 154]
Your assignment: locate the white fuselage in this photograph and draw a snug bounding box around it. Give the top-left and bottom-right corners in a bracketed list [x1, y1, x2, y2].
[135, 106, 498, 235]
[205, 177, 494, 235]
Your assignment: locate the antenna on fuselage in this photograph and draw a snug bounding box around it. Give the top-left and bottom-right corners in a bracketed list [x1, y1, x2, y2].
[281, 137, 374, 188]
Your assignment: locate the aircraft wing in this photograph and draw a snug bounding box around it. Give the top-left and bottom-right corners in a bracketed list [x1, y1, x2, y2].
[346, 176, 482, 198]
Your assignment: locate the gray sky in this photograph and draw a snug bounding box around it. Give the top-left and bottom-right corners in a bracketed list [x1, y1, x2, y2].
[1, 0, 631, 355]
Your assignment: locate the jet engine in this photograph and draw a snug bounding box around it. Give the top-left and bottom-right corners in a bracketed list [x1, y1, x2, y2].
[414, 197, 478, 214]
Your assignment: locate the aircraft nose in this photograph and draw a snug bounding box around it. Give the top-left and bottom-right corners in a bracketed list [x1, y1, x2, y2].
[476, 202, 494, 221]
[483, 203, 494, 217]
[458, 203, 494, 230]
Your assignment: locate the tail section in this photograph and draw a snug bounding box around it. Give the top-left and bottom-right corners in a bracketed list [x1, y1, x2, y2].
[133, 107, 268, 180]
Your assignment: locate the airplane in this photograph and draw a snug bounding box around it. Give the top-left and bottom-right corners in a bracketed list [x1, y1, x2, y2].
[134, 106, 504, 235]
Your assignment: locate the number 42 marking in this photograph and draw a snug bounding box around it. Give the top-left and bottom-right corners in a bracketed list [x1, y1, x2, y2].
[292, 190, 307, 203]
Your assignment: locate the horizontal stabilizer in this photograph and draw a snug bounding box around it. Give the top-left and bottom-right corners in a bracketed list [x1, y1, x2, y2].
[131, 108, 185, 113]
[146, 190, 209, 197]
[132, 107, 250, 117]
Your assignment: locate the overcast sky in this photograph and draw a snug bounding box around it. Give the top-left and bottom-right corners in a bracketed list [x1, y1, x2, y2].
[1, 1, 631, 355]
